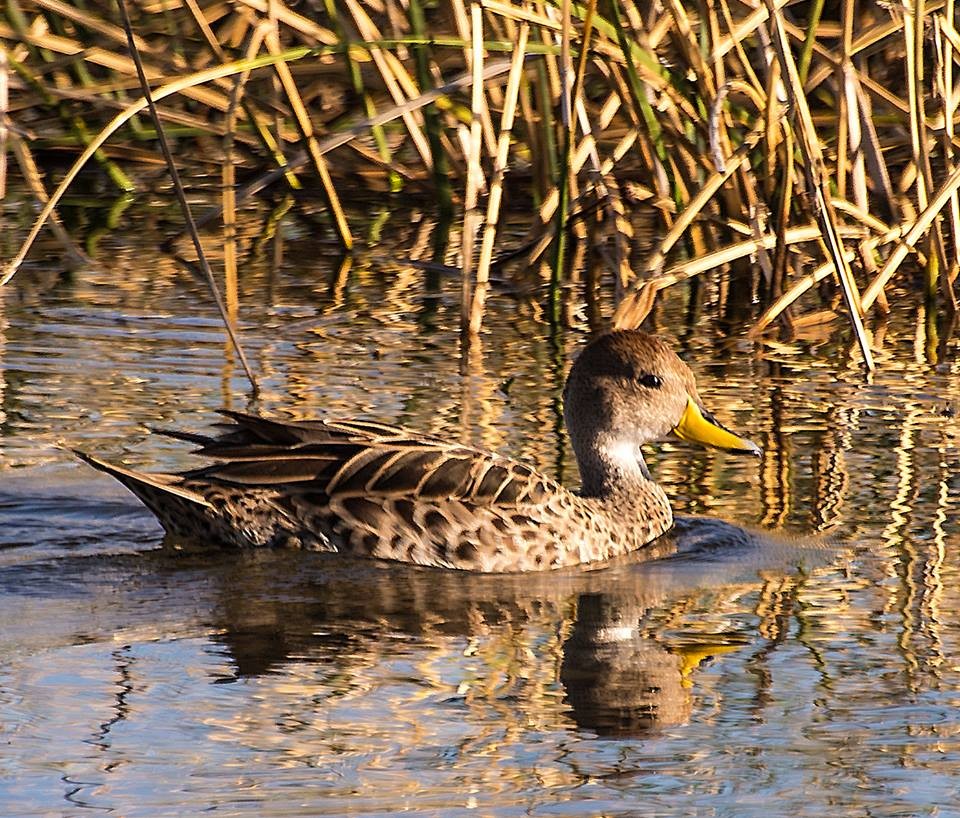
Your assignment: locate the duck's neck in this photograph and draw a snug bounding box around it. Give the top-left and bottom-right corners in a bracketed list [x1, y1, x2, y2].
[575, 434, 654, 498]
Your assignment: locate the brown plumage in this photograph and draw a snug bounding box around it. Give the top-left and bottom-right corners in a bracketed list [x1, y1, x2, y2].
[75, 330, 760, 572]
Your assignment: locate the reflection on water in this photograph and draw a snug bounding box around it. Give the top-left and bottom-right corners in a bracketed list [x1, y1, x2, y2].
[1, 192, 960, 815]
[0, 503, 842, 813]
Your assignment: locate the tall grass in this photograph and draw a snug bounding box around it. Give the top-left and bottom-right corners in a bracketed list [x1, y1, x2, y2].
[2, 0, 958, 369]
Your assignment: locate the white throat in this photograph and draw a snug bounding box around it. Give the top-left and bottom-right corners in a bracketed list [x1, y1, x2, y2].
[606, 438, 641, 470]
[599, 436, 651, 482]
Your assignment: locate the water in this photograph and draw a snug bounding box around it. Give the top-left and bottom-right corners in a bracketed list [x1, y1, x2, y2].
[2, 193, 960, 816]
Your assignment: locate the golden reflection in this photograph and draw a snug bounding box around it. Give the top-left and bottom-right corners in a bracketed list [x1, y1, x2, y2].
[925, 448, 949, 673]
[222, 150, 238, 322]
[759, 385, 791, 528]
[460, 330, 509, 455]
[882, 401, 921, 687]
[810, 406, 853, 531]
[875, 399, 955, 692]
[914, 302, 928, 365]
[220, 152, 240, 412]
[324, 254, 352, 312]
[382, 262, 421, 319]
[406, 212, 436, 263]
[249, 194, 293, 265]
[0, 286, 6, 434]
[754, 574, 799, 641]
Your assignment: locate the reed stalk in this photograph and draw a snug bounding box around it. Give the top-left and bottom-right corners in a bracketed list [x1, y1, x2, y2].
[470, 22, 529, 335]
[119, 0, 260, 392]
[764, 0, 874, 370]
[0, 44, 9, 200]
[460, 1, 485, 339]
[408, 0, 452, 216]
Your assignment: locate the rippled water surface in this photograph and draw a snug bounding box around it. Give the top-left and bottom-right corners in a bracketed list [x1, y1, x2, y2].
[2, 194, 960, 816]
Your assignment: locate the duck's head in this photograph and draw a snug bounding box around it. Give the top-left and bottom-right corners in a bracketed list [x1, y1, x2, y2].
[563, 330, 760, 495]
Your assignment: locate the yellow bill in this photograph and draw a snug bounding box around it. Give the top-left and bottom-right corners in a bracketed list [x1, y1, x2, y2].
[672, 396, 761, 456]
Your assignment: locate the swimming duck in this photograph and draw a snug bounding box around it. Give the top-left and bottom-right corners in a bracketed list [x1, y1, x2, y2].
[76, 330, 760, 572]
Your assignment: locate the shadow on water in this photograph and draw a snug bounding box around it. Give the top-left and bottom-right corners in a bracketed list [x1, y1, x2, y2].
[0, 475, 842, 739]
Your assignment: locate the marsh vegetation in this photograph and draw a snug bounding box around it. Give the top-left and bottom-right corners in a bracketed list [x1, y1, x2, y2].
[3, 0, 960, 374]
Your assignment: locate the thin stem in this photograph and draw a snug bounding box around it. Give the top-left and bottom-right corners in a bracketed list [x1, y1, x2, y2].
[116, 0, 259, 394]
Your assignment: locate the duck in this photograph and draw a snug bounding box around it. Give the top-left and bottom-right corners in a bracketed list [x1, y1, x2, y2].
[75, 329, 760, 572]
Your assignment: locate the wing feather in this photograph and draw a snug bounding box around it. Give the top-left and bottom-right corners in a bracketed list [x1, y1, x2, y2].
[174, 411, 564, 509]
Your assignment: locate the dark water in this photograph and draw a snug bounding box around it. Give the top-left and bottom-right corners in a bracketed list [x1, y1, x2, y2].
[1, 195, 959, 816]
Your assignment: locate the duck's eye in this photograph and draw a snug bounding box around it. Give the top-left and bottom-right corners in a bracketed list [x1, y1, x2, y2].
[636, 372, 662, 389]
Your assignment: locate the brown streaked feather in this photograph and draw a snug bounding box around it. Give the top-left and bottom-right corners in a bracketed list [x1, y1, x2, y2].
[180, 413, 558, 512]
[217, 410, 444, 448]
[216, 409, 333, 444]
[188, 457, 341, 485]
[148, 427, 220, 447]
[188, 443, 360, 461]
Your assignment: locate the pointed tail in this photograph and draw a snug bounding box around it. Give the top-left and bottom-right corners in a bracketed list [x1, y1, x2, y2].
[72, 449, 215, 539]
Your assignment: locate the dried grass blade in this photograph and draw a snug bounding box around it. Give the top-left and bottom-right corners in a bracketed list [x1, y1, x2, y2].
[780, 17, 911, 120]
[643, 123, 764, 276]
[452, 0, 497, 155]
[711, 0, 791, 60]
[470, 22, 529, 335]
[935, 12, 960, 285]
[460, 2, 485, 337]
[862, 162, 960, 310]
[0, 44, 6, 200]
[342, 0, 434, 169]
[33, 0, 153, 53]
[263, 23, 352, 250]
[184, 2, 298, 188]
[906, 1, 954, 306]
[752, 208, 930, 335]
[182, 0, 224, 57]
[716, 0, 764, 95]
[221, 23, 267, 322]
[750, 253, 857, 337]
[234, 0, 338, 44]
[836, 0, 853, 201]
[764, 0, 875, 371]
[543, 0, 574, 303]
[0, 22, 230, 112]
[408, 0, 452, 212]
[849, 0, 948, 56]
[613, 224, 856, 328]
[904, 3, 929, 211]
[852, 72, 899, 221]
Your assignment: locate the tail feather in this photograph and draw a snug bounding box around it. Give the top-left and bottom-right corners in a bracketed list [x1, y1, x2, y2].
[72, 449, 214, 512]
[146, 426, 221, 447]
[72, 449, 289, 548]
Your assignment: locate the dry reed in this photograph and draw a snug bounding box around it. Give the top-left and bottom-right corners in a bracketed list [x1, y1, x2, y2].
[2, 0, 959, 366]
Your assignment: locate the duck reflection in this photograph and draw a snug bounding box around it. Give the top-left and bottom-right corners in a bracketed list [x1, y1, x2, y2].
[560, 593, 690, 736]
[202, 516, 838, 736]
